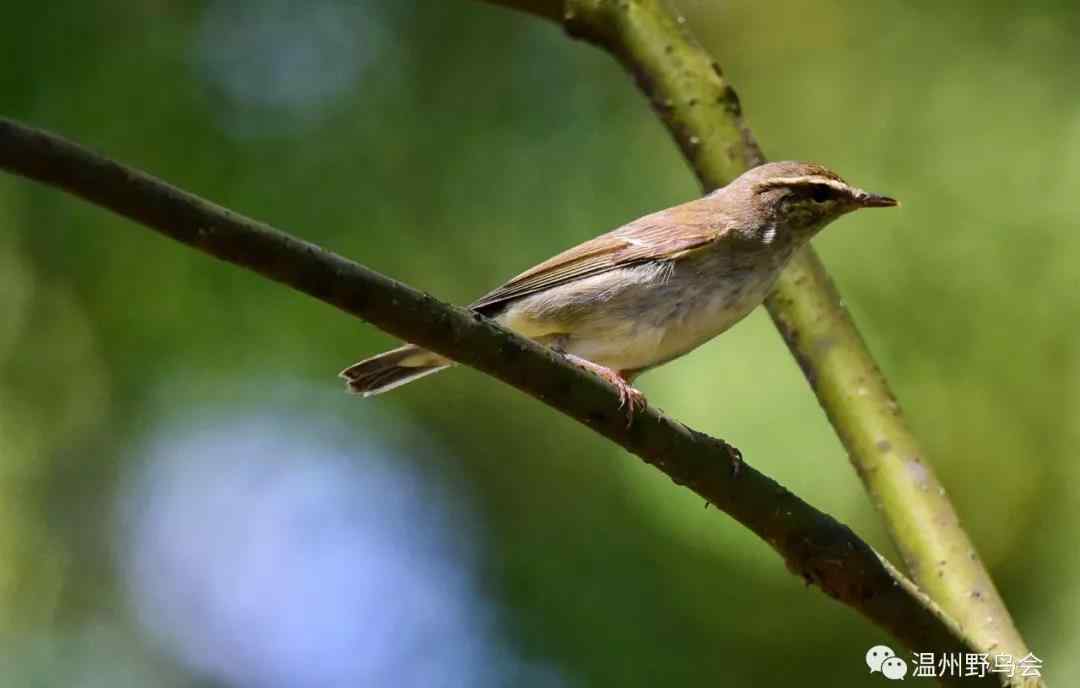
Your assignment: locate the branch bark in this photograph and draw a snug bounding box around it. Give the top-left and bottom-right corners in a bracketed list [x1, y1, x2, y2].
[479, 0, 1037, 683]
[0, 118, 995, 683]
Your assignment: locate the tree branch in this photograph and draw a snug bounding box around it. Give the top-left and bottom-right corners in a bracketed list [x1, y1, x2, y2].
[478, 0, 1037, 683]
[0, 118, 994, 682]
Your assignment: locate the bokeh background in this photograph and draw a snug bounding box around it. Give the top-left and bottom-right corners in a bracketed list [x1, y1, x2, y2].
[1, 0, 1077, 685]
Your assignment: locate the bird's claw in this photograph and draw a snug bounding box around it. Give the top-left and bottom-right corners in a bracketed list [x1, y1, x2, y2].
[608, 373, 647, 428]
[564, 354, 647, 428]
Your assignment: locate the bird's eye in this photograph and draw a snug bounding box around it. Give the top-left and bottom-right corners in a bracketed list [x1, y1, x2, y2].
[809, 185, 832, 203]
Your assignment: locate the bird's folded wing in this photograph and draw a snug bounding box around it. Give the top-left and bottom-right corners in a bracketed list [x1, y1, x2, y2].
[470, 209, 727, 313]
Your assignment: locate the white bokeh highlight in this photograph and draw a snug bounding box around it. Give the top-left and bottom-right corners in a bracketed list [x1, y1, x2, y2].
[117, 411, 563, 688]
[194, 0, 388, 134]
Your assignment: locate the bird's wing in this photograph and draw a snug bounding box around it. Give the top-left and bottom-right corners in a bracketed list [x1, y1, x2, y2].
[470, 206, 728, 313]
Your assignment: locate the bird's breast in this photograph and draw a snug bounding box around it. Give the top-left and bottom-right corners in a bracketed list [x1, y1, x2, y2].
[645, 250, 781, 364]
[500, 244, 789, 374]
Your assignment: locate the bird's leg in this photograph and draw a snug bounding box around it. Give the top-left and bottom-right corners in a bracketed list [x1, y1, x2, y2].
[563, 354, 647, 427]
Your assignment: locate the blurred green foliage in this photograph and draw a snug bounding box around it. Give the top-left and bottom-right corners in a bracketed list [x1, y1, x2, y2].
[1, 0, 1077, 685]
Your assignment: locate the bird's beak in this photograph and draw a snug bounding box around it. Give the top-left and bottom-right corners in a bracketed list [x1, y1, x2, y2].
[854, 190, 899, 208]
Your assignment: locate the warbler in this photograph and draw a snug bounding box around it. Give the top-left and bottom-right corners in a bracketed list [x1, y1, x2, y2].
[341, 161, 896, 418]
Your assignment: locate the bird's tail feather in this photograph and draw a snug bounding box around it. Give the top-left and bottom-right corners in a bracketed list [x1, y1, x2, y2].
[339, 345, 451, 396]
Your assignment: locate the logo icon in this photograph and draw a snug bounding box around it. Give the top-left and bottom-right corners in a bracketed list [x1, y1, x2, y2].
[867, 645, 909, 680]
[882, 656, 909, 680]
[866, 645, 895, 673]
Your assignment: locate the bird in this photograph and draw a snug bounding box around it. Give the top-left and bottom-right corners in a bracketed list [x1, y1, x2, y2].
[341, 161, 897, 422]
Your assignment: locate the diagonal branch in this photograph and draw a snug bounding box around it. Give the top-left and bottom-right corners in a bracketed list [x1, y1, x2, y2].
[473, 0, 1037, 683]
[0, 118, 994, 683]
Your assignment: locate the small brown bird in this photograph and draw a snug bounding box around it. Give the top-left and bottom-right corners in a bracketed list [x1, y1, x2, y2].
[341, 161, 896, 418]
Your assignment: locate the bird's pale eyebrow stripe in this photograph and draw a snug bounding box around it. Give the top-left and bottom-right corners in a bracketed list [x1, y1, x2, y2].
[755, 175, 852, 193]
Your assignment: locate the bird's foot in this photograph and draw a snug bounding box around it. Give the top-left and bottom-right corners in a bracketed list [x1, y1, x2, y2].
[565, 355, 647, 428]
[614, 382, 648, 428]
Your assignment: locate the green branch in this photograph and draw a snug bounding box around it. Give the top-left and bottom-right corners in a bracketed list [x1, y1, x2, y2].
[0, 118, 994, 682]
[479, 0, 1037, 683]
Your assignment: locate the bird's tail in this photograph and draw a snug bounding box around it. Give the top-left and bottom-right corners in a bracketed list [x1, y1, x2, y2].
[339, 345, 452, 396]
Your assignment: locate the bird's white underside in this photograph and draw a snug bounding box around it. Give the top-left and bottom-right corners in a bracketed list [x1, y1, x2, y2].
[495, 241, 791, 374]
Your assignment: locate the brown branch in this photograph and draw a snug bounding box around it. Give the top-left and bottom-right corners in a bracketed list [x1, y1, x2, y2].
[0, 117, 995, 682]
[475, 0, 1037, 683]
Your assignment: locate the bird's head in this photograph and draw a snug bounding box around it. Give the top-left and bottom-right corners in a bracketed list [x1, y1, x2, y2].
[720, 161, 897, 245]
